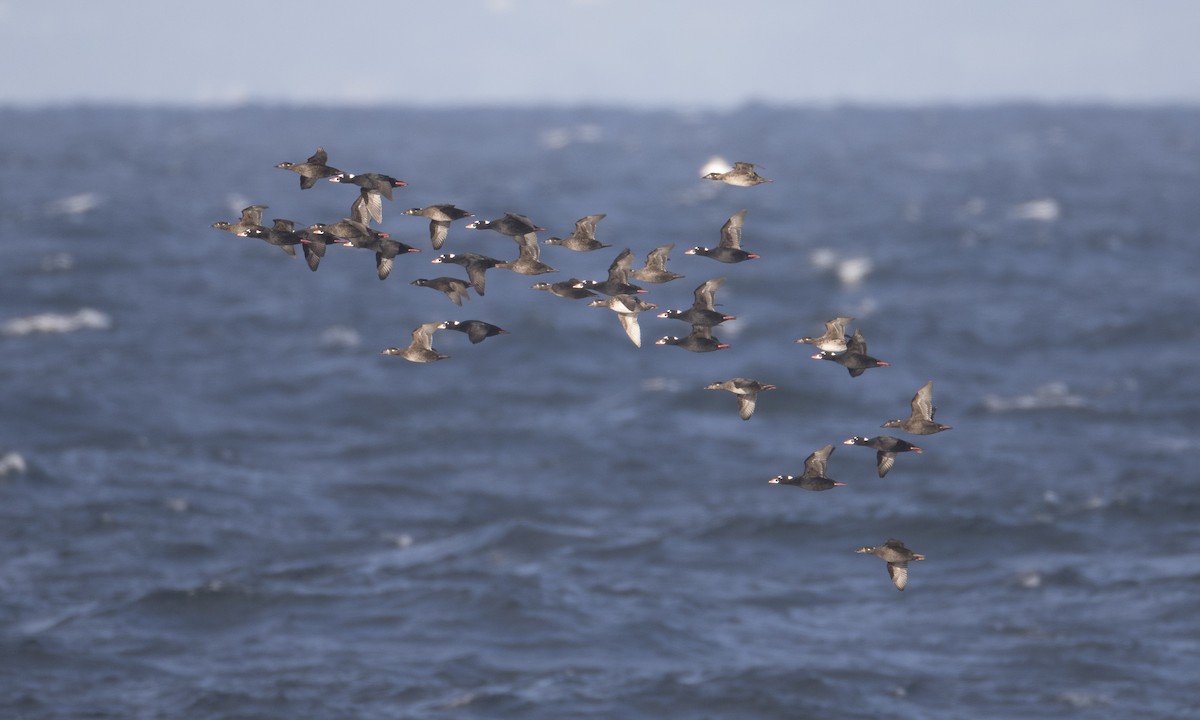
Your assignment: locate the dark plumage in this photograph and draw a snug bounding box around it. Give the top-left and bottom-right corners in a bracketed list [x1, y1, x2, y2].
[768, 444, 844, 491]
[438, 320, 509, 344]
[309, 218, 381, 246]
[276, 147, 342, 190]
[881, 381, 953, 435]
[843, 436, 923, 478]
[705, 378, 776, 420]
[685, 209, 759, 263]
[701, 161, 773, 187]
[295, 224, 344, 272]
[631, 243, 685, 283]
[431, 252, 504, 296]
[465, 212, 543, 237]
[655, 325, 730, 352]
[575, 248, 646, 296]
[811, 329, 890, 377]
[332, 224, 420, 280]
[856, 538, 925, 591]
[657, 277, 735, 328]
[543, 213, 610, 251]
[411, 277, 472, 306]
[211, 204, 268, 236]
[588, 293, 657, 347]
[381, 322, 447, 363]
[531, 279, 598, 300]
[796, 316, 855, 353]
[401, 204, 474, 250]
[500, 233, 558, 275]
[329, 172, 408, 223]
[239, 218, 303, 257]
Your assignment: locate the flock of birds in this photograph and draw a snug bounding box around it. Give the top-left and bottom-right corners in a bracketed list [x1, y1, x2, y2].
[211, 148, 955, 591]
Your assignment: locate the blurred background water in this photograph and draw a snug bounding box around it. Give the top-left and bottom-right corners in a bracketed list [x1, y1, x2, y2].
[2, 104, 1199, 718]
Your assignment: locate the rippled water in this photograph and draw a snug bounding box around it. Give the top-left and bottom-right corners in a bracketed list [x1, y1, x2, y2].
[2, 105, 1199, 718]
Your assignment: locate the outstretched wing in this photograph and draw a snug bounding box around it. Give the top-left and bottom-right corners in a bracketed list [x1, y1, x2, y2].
[718, 209, 747, 249]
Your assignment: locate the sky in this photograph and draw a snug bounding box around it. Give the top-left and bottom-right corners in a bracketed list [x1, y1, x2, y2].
[3, 0, 1199, 108]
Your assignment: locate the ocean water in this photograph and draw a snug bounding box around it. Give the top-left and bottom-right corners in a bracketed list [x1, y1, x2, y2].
[2, 104, 1199, 719]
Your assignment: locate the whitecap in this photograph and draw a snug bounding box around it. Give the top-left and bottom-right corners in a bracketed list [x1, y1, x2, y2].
[1, 308, 112, 336]
[538, 124, 604, 150]
[1009, 198, 1060, 222]
[46, 192, 101, 218]
[319, 325, 361, 350]
[0, 451, 27, 477]
[39, 252, 75, 272]
[836, 256, 873, 286]
[979, 382, 1087, 413]
[808, 248, 872, 286]
[641, 376, 684, 393]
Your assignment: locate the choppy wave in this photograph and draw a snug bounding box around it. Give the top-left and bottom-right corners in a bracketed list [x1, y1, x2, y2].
[1, 308, 112, 336]
[3, 106, 1198, 720]
[977, 382, 1088, 412]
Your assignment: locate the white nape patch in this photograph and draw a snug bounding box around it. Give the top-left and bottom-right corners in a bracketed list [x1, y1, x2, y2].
[164, 497, 190, 513]
[1, 308, 111, 336]
[1009, 198, 1061, 222]
[319, 325, 361, 350]
[0, 451, 27, 477]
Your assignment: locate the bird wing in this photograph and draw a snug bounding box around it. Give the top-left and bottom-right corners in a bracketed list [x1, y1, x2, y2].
[846, 328, 868, 355]
[514, 232, 542, 261]
[718, 209, 747, 249]
[505, 212, 539, 233]
[465, 264, 488, 296]
[825, 316, 854, 338]
[429, 220, 450, 250]
[363, 190, 383, 223]
[736, 393, 758, 421]
[375, 254, 393, 280]
[617, 312, 642, 347]
[308, 147, 328, 165]
[803, 444, 834, 478]
[410, 322, 440, 350]
[572, 213, 606, 239]
[876, 452, 896, 478]
[302, 245, 321, 272]
[643, 243, 674, 271]
[464, 322, 489, 344]
[239, 205, 267, 226]
[607, 248, 634, 283]
[887, 562, 909, 591]
[912, 381, 937, 421]
[692, 276, 725, 311]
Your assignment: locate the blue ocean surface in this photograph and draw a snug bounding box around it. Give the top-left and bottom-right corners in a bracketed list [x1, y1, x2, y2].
[1, 105, 1199, 719]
